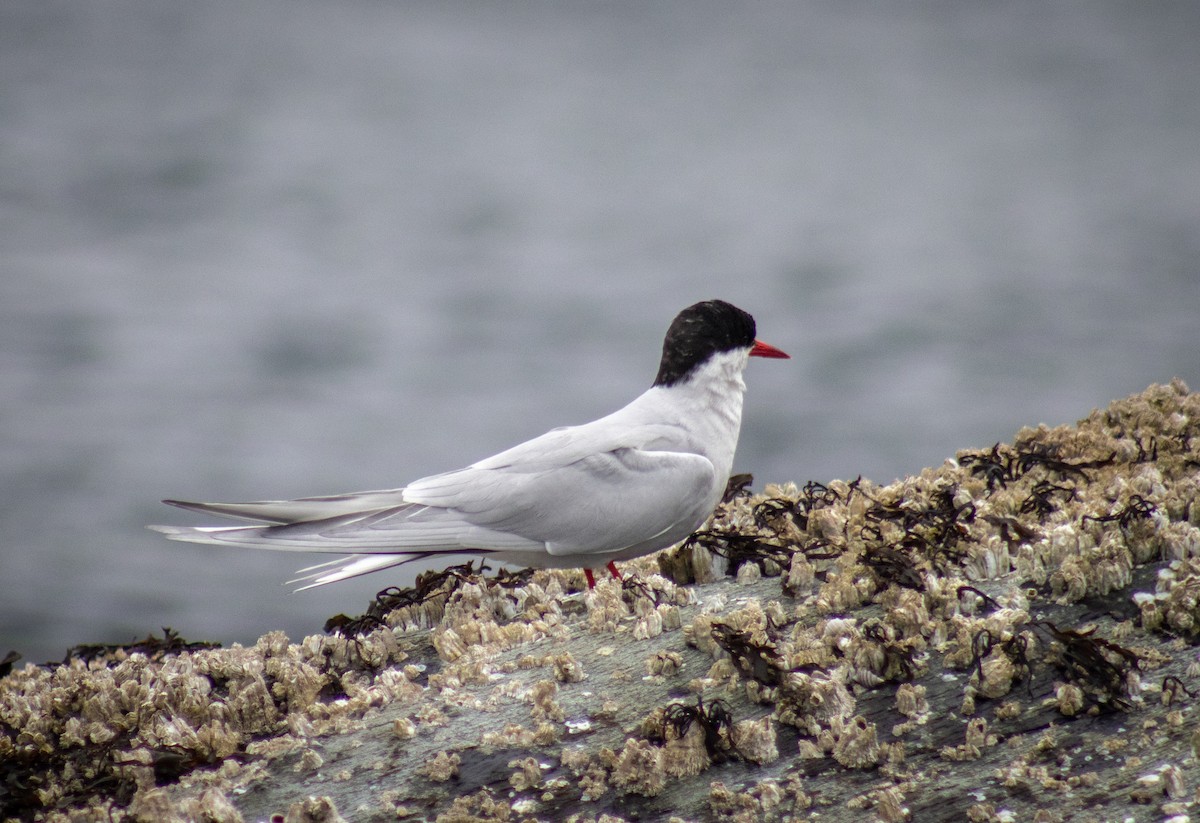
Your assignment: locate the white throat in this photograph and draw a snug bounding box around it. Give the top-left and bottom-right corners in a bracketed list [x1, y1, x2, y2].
[657, 347, 750, 481]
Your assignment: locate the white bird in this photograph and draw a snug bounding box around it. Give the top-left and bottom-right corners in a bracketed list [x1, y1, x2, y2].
[151, 300, 788, 589]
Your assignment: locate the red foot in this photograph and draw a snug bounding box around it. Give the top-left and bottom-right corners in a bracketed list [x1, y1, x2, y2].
[584, 563, 622, 589]
[585, 563, 624, 590]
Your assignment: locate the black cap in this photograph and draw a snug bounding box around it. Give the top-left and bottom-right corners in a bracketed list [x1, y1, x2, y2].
[653, 300, 757, 387]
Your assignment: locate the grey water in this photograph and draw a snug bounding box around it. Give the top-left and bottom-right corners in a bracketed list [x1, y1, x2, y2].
[3, 1, 1199, 663]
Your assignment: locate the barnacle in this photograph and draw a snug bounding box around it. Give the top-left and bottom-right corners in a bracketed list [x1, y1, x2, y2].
[731, 715, 778, 764]
[550, 652, 585, 683]
[608, 738, 666, 796]
[295, 747, 324, 773]
[646, 651, 684, 678]
[127, 787, 177, 822]
[658, 603, 683, 631]
[655, 696, 738, 767]
[419, 750, 461, 782]
[881, 586, 932, 639]
[658, 723, 710, 779]
[814, 569, 866, 613]
[975, 653, 1017, 700]
[894, 683, 929, 719]
[507, 756, 542, 791]
[657, 537, 718, 585]
[830, 715, 881, 768]
[940, 716, 993, 761]
[1146, 558, 1200, 637]
[391, 717, 416, 740]
[432, 629, 469, 663]
[708, 780, 759, 818]
[874, 785, 908, 823]
[683, 613, 723, 659]
[180, 787, 244, 822]
[785, 553, 816, 594]
[528, 680, 564, 723]
[585, 583, 629, 633]
[633, 609, 664, 640]
[775, 670, 856, 731]
[1138, 596, 1165, 631]
[479, 722, 536, 750]
[1163, 763, 1187, 799]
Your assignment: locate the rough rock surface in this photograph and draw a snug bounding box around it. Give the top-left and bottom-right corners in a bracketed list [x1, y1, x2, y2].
[4, 381, 1200, 822]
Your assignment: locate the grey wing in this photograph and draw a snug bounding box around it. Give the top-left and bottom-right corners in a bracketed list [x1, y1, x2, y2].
[404, 447, 717, 556]
[152, 449, 712, 557]
[161, 489, 411, 523]
[151, 501, 548, 553]
[152, 414, 711, 557]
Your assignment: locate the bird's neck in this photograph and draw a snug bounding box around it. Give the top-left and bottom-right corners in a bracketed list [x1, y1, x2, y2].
[676, 348, 748, 421]
[657, 348, 749, 476]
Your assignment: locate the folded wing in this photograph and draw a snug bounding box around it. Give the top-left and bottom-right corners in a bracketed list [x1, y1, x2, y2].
[153, 446, 713, 554]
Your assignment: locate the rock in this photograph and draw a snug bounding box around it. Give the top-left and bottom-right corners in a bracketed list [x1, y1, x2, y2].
[5, 381, 1200, 822]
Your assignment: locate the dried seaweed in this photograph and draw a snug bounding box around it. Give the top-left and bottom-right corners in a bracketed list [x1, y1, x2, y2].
[969, 629, 1033, 695]
[0, 651, 20, 679]
[126, 746, 248, 787]
[325, 561, 485, 638]
[1082, 495, 1158, 528]
[1034, 621, 1142, 711]
[956, 585, 1005, 614]
[861, 485, 974, 572]
[1, 741, 137, 819]
[1133, 435, 1158, 464]
[1014, 445, 1114, 481]
[721, 473, 755, 504]
[753, 480, 841, 532]
[959, 444, 1017, 490]
[682, 529, 795, 578]
[860, 542, 926, 592]
[62, 628, 219, 666]
[659, 697, 738, 761]
[983, 514, 1041, 549]
[1162, 675, 1197, 706]
[861, 620, 920, 683]
[1019, 481, 1078, 518]
[710, 623, 786, 687]
[960, 442, 1115, 489]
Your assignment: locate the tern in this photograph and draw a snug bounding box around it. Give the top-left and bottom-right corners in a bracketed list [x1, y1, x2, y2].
[151, 300, 788, 589]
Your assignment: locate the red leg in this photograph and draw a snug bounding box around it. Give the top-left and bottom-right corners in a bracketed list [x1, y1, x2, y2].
[584, 568, 596, 589]
[606, 560, 622, 580]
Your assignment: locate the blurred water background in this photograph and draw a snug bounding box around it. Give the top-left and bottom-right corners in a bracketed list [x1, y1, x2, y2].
[3, 1, 1199, 662]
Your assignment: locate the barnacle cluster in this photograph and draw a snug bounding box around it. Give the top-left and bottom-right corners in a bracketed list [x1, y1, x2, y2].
[1138, 557, 1200, 636]
[5, 381, 1200, 821]
[0, 625, 417, 819]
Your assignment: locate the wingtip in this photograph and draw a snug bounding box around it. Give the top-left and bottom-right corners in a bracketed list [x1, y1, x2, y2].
[146, 524, 247, 544]
[286, 570, 336, 592]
